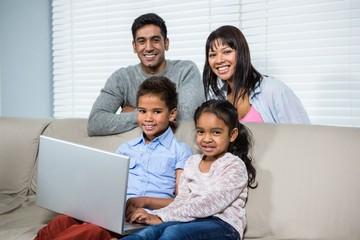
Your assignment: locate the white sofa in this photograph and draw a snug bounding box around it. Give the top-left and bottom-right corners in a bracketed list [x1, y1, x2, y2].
[0, 117, 359, 239]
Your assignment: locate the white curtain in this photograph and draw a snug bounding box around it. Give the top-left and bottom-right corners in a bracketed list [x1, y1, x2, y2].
[51, 0, 360, 127]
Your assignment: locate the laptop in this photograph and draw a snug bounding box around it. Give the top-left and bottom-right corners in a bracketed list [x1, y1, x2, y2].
[36, 135, 145, 235]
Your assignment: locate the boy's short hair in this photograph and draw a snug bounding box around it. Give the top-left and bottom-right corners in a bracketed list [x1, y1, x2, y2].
[131, 13, 167, 41]
[137, 76, 178, 111]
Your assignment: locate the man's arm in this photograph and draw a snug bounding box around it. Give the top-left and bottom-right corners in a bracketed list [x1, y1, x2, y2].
[171, 61, 205, 121]
[87, 72, 138, 136]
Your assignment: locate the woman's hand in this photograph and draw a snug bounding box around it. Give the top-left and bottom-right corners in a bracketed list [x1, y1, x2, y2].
[128, 208, 163, 225]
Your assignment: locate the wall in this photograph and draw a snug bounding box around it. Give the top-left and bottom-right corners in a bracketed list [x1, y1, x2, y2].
[0, 0, 52, 118]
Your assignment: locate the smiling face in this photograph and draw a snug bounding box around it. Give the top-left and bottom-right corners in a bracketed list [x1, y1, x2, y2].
[208, 39, 237, 83]
[132, 24, 169, 75]
[195, 112, 238, 161]
[137, 94, 176, 143]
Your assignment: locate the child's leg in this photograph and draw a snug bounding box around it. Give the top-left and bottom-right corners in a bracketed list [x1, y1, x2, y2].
[122, 217, 239, 240]
[53, 222, 113, 240]
[35, 214, 114, 240]
[121, 221, 182, 240]
[160, 217, 240, 240]
[34, 214, 81, 240]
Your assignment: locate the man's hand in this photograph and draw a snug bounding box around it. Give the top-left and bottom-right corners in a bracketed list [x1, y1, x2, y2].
[128, 208, 163, 225]
[122, 105, 135, 113]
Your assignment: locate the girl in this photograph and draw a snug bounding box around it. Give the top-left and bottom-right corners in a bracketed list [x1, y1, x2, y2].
[123, 99, 257, 240]
[203, 25, 310, 124]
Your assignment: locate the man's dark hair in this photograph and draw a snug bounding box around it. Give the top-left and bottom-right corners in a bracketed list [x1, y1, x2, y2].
[131, 13, 167, 41]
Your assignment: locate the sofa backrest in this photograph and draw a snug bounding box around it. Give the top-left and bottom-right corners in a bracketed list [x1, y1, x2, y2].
[244, 122, 360, 240]
[41, 118, 198, 153]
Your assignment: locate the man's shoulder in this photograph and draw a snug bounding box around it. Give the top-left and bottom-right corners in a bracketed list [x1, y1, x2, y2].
[113, 63, 140, 74]
[107, 63, 142, 83]
[167, 59, 197, 68]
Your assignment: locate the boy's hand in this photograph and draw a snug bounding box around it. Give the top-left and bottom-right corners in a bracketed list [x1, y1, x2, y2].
[126, 197, 148, 209]
[129, 208, 163, 225]
[126, 197, 148, 220]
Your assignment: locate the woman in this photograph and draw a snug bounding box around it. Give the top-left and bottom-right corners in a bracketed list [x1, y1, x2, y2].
[203, 25, 310, 124]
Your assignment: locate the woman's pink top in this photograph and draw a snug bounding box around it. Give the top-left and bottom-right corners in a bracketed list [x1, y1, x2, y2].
[240, 105, 264, 123]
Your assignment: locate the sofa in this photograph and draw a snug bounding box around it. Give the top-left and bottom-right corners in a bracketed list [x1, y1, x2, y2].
[0, 117, 359, 240]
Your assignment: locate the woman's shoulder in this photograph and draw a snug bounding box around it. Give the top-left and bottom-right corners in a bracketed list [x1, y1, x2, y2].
[259, 75, 289, 90]
[254, 75, 294, 99]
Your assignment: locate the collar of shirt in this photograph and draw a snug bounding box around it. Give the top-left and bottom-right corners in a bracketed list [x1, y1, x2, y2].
[216, 77, 262, 101]
[127, 126, 174, 150]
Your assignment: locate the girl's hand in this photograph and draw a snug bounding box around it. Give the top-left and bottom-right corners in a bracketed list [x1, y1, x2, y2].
[129, 208, 163, 225]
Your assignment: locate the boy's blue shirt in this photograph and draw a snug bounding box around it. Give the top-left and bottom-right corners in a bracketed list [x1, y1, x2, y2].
[115, 127, 192, 199]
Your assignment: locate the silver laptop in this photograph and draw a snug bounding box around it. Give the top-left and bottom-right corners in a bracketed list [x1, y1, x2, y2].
[36, 135, 145, 235]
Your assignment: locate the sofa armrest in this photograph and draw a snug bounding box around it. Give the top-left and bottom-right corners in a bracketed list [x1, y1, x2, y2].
[0, 117, 51, 196]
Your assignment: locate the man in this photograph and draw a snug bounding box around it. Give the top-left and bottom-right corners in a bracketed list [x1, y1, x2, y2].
[88, 13, 205, 136]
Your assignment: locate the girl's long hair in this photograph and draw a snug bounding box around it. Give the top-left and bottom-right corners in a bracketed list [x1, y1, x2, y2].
[194, 99, 257, 188]
[203, 25, 262, 105]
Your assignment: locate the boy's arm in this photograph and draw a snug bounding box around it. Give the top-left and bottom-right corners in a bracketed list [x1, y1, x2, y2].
[126, 196, 174, 211]
[174, 168, 183, 196]
[125, 169, 183, 220]
[147, 168, 183, 208]
[127, 169, 183, 209]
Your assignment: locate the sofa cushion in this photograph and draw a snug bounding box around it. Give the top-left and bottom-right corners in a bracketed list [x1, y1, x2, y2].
[243, 123, 360, 240]
[0, 195, 58, 240]
[0, 118, 51, 195]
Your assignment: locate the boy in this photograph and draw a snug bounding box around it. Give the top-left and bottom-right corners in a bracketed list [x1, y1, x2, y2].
[34, 76, 192, 240]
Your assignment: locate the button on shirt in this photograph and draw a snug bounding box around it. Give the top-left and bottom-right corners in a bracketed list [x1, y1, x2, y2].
[116, 127, 192, 200]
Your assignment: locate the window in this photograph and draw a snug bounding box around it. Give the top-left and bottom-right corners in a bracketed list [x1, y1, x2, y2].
[240, 0, 360, 126]
[51, 0, 360, 127]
